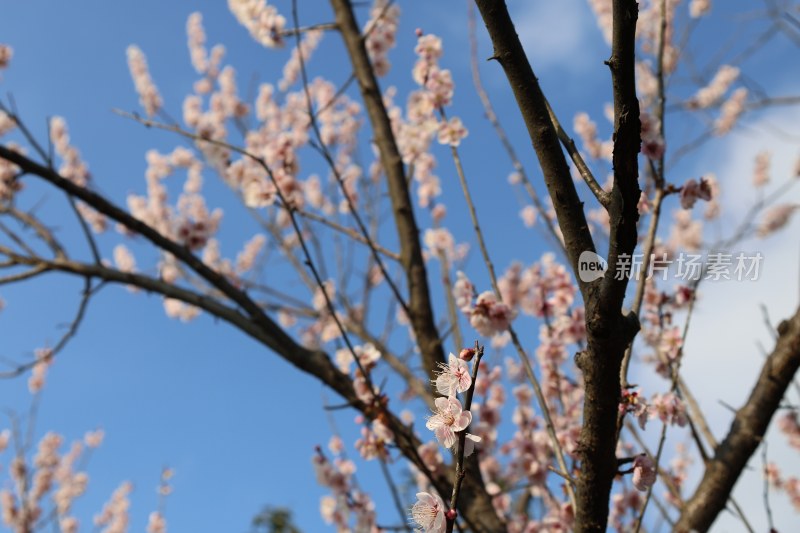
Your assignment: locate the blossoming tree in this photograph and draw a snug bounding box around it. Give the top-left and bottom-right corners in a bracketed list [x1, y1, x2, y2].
[1, 0, 799, 532]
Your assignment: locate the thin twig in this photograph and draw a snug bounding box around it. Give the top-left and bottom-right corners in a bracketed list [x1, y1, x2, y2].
[465, 1, 566, 256]
[445, 343, 484, 533]
[445, 117, 577, 508]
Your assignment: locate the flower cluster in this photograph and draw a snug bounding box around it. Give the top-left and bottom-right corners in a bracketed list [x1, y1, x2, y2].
[313, 446, 378, 531]
[689, 0, 712, 18]
[631, 454, 657, 491]
[765, 461, 800, 511]
[621, 389, 689, 430]
[687, 64, 739, 109]
[758, 203, 799, 237]
[364, 0, 400, 77]
[679, 177, 713, 209]
[714, 87, 748, 135]
[426, 353, 481, 455]
[574, 112, 611, 160]
[50, 117, 106, 232]
[0, 429, 113, 533]
[126, 45, 163, 117]
[227, 0, 286, 48]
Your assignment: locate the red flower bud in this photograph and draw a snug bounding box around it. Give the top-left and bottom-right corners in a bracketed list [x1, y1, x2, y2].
[459, 348, 476, 361]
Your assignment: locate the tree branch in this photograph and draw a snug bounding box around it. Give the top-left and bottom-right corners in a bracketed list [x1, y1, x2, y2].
[676, 305, 800, 531]
[328, 0, 446, 383]
[473, 0, 597, 301]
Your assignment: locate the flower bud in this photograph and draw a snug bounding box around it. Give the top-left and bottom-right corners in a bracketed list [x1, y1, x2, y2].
[459, 348, 476, 361]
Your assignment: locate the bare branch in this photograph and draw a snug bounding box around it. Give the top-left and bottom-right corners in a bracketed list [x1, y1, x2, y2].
[676, 305, 800, 531]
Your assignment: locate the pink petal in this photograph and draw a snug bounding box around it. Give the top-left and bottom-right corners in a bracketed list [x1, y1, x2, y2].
[436, 426, 456, 448]
[455, 411, 472, 431]
[426, 415, 442, 431]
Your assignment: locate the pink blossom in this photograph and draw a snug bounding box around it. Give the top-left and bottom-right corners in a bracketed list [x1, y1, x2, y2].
[520, 205, 537, 227]
[415, 35, 443, 63]
[574, 113, 603, 159]
[637, 61, 659, 104]
[50, 116, 91, 188]
[0, 430, 9, 453]
[587, 0, 613, 44]
[60, 517, 78, 533]
[126, 45, 162, 117]
[0, 111, 14, 137]
[688, 64, 737, 108]
[752, 151, 771, 187]
[335, 343, 381, 374]
[689, 0, 711, 18]
[632, 454, 657, 491]
[94, 481, 132, 532]
[228, 0, 286, 48]
[0, 143, 24, 202]
[364, 0, 400, 77]
[279, 30, 323, 91]
[641, 112, 665, 159]
[423, 227, 456, 260]
[702, 173, 721, 219]
[714, 87, 748, 135]
[437, 117, 467, 146]
[452, 271, 474, 313]
[186, 11, 209, 74]
[113, 245, 136, 274]
[424, 68, 454, 108]
[146, 511, 167, 533]
[235, 234, 266, 273]
[649, 392, 688, 427]
[470, 291, 515, 337]
[669, 210, 703, 251]
[410, 492, 446, 533]
[758, 203, 799, 237]
[463, 432, 482, 458]
[0, 44, 12, 69]
[84, 429, 105, 448]
[426, 397, 472, 449]
[777, 411, 800, 451]
[417, 442, 444, 472]
[355, 425, 389, 461]
[434, 353, 472, 396]
[29, 348, 53, 394]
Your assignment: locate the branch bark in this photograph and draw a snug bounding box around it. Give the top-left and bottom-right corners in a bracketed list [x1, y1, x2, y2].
[0, 141, 504, 531]
[473, 2, 641, 530]
[676, 305, 800, 532]
[473, 0, 596, 301]
[328, 0, 445, 382]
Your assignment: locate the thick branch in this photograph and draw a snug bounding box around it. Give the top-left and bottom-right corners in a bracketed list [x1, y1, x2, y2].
[0, 145, 271, 327]
[676, 305, 800, 532]
[328, 0, 445, 381]
[572, 3, 642, 531]
[473, 0, 596, 301]
[600, 0, 642, 319]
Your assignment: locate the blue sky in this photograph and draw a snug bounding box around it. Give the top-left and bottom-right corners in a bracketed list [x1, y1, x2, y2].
[1, 1, 799, 531]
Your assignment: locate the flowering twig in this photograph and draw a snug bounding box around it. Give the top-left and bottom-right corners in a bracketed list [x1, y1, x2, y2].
[444, 109, 577, 509]
[291, 0, 412, 326]
[445, 342, 483, 533]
